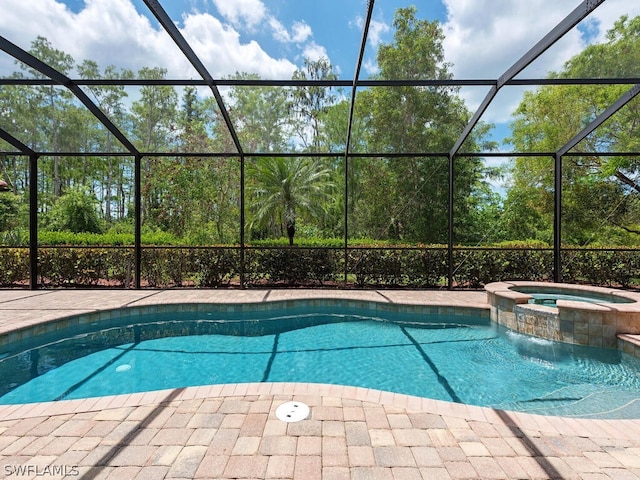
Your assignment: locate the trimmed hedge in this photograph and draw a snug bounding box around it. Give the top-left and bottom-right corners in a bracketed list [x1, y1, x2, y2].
[244, 248, 340, 286]
[38, 247, 134, 287]
[0, 248, 29, 286]
[1, 246, 639, 289]
[140, 248, 239, 288]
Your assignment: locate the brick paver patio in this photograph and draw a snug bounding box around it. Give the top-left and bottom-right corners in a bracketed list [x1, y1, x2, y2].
[0, 290, 639, 479]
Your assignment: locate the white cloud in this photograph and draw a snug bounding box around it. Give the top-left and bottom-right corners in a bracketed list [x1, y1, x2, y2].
[291, 22, 313, 43]
[363, 58, 379, 76]
[353, 15, 390, 47]
[268, 17, 291, 43]
[268, 17, 313, 44]
[301, 42, 328, 62]
[181, 12, 296, 79]
[0, 0, 186, 76]
[442, 0, 581, 81]
[0, 0, 297, 80]
[367, 19, 391, 46]
[210, 0, 266, 29]
[441, 0, 640, 124]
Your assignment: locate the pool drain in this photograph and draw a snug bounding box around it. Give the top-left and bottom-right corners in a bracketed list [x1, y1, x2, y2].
[276, 401, 310, 422]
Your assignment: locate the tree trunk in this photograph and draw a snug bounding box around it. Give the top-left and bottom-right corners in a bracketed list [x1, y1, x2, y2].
[287, 222, 295, 246]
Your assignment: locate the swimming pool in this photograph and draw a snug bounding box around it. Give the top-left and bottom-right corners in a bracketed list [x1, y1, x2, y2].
[2, 301, 640, 418]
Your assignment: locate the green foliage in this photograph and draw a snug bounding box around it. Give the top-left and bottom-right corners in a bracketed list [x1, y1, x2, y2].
[348, 248, 449, 287]
[0, 248, 29, 286]
[562, 249, 640, 288]
[452, 248, 554, 288]
[356, 7, 493, 244]
[245, 248, 340, 286]
[139, 248, 238, 288]
[227, 73, 290, 152]
[289, 57, 338, 151]
[249, 237, 343, 247]
[47, 188, 104, 234]
[0, 229, 28, 246]
[192, 249, 239, 287]
[3, 243, 640, 289]
[37, 229, 184, 246]
[0, 193, 20, 232]
[39, 231, 129, 245]
[39, 247, 110, 286]
[505, 15, 640, 246]
[247, 157, 335, 245]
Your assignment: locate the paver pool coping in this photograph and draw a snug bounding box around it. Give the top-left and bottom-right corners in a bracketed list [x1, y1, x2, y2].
[1, 289, 640, 479]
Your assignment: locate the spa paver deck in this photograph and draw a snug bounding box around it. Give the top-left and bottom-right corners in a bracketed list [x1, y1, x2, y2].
[0, 289, 639, 479]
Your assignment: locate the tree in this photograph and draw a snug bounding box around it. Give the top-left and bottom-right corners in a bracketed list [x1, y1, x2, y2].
[160, 87, 239, 243]
[47, 187, 103, 234]
[0, 192, 20, 232]
[131, 68, 179, 229]
[505, 15, 640, 245]
[247, 158, 334, 245]
[78, 61, 134, 223]
[131, 67, 178, 151]
[355, 7, 494, 243]
[227, 73, 290, 152]
[20, 37, 75, 199]
[289, 58, 338, 152]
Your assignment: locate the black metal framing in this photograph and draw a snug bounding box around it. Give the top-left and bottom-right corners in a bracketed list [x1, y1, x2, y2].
[0, 0, 639, 289]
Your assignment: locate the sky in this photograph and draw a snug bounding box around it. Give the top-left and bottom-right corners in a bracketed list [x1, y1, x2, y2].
[0, 0, 638, 150]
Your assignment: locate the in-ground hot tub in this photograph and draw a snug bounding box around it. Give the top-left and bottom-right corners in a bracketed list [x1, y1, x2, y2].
[485, 282, 640, 353]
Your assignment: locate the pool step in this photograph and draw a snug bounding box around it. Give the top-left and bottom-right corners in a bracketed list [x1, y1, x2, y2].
[618, 334, 640, 358]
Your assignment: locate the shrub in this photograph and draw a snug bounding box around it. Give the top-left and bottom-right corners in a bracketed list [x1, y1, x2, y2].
[38, 247, 108, 286]
[140, 248, 189, 287]
[349, 249, 405, 287]
[0, 248, 29, 286]
[193, 248, 239, 287]
[47, 189, 104, 234]
[245, 247, 339, 286]
[6, 241, 640, 289]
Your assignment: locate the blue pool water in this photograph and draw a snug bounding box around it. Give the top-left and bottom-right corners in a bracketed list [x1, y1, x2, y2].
[516, 288, 635, 306]
[2, 303, 640, 418]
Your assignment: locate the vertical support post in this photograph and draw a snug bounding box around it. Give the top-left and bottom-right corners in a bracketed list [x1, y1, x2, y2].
[448, 154, 454, 289]
[134, 154, 142, 289]
[240, 154, 246, 288]
[553, 153, 562, 283]
[28, 153, 38, 290]
[344, 154, 349, 284]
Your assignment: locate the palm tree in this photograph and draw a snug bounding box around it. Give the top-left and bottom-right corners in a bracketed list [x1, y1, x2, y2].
[247, 157, 334, 246]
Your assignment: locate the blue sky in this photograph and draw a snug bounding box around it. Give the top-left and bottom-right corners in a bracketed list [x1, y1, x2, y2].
[0, 0, 638, 156]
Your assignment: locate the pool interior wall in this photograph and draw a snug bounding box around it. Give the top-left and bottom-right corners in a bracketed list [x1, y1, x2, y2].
[0, 299, 490, 355]
[0, 299, 491, 405]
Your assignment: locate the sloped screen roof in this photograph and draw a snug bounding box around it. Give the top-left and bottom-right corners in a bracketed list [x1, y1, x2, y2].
[0, 0, 638, 159]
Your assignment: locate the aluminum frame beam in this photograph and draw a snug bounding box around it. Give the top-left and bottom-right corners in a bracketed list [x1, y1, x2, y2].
[143, 0, 243, 156]
[344, 0, 375, 280]
[0, 127, 36, 156]
[345, 0, 374, 157]
[5, 78, 640, 88]
[0, 36, 139, 156]
[449, 0, 606, 157]
[558, 83, 640, 156]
